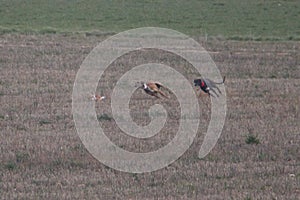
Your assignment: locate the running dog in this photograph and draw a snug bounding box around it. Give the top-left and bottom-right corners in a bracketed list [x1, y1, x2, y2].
[194, 76, 225, 97]
[135, 81, 169, 99]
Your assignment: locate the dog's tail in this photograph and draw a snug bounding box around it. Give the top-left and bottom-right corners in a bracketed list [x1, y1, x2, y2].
[215, 76, 226, 84]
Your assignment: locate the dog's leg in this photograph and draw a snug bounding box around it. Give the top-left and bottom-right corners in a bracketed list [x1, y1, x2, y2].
[214, 85, 222, 94]
[153, 93, 160, 98]
[210, 88, 219, 97]
[198, 91, 202, 98]
[157, 90, 169, 98]
[208, 91, 216, 98]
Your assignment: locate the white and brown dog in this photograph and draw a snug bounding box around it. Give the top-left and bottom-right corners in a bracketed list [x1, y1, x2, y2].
[135, 81, 169, 99]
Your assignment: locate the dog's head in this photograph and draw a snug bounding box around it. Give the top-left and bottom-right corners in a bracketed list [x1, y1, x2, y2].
[194, 79, 202, 87]
[135, 81, 147, 89]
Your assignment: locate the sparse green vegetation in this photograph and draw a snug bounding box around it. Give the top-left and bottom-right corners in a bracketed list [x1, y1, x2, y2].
[0, 0, 300, 40]
[245, 134, 260, 145]
[15, 152, 30, 163]
[39, 119, 52, 125]
[4, 161, 17, 171]
[245, 196, 252, 200]
[97, 113, 112, 121]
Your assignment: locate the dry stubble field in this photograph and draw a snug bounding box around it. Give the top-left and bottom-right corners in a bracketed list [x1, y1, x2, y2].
[0, 34, 299, 199]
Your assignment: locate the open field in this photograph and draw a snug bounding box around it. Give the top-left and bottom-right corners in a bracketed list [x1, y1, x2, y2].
[0, 1, 299, 199]
[1, 0, 300, 40]
[0, 34, 299, 199]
